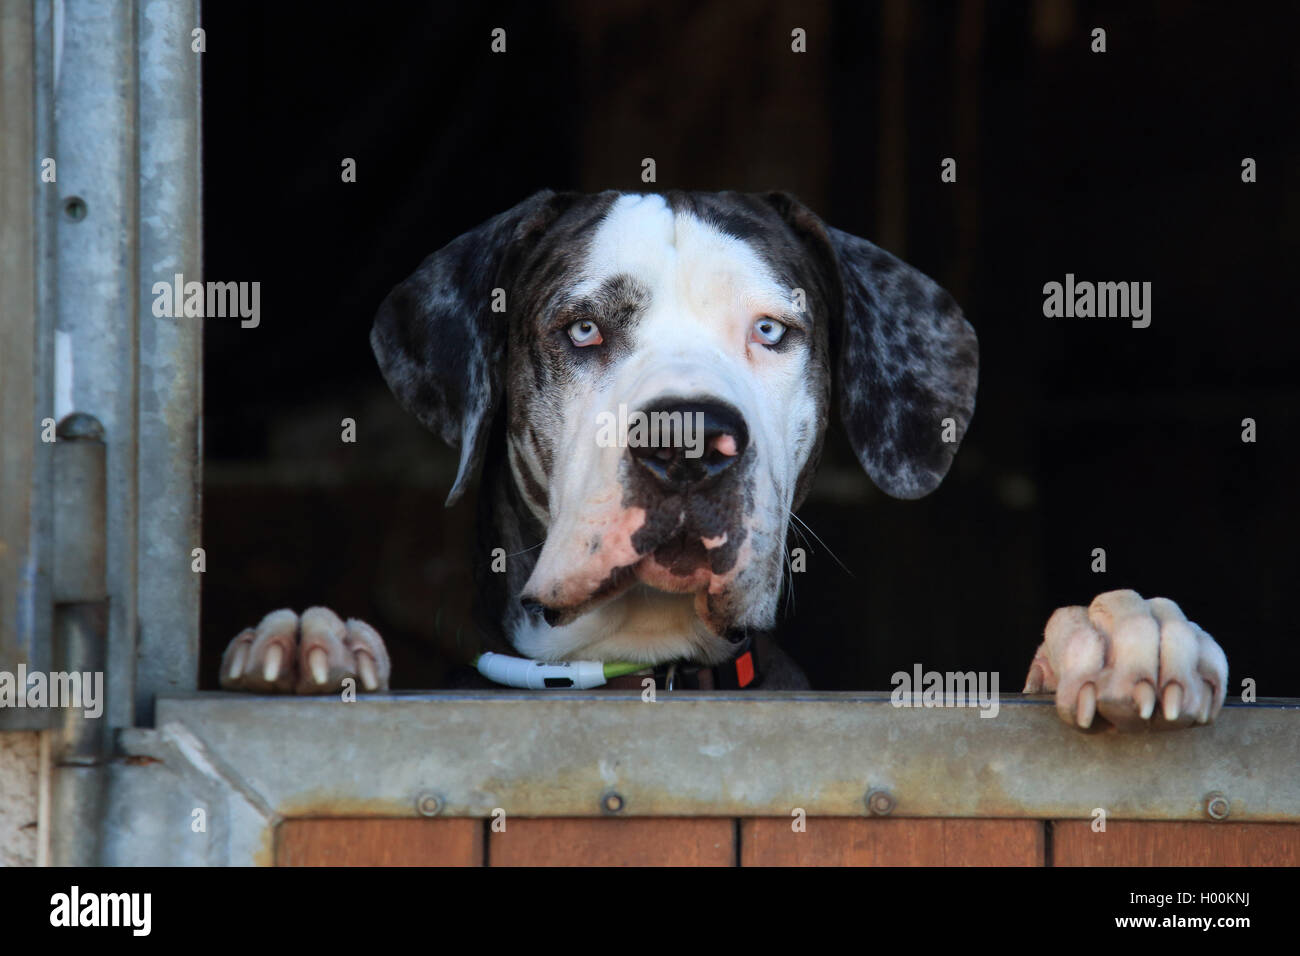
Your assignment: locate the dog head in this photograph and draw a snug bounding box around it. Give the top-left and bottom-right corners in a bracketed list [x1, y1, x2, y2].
[372, 190, 978, 663]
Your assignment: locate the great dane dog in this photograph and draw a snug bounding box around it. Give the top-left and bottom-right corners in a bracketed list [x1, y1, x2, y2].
[220, 189, 1228, 730]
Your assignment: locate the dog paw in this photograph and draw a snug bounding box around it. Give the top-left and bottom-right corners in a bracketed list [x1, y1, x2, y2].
[219, 607, 391, 694]
[1023, 589, 1227, 732]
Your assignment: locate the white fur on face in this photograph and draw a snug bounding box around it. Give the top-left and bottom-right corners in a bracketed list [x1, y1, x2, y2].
[515, 194, 821, 663]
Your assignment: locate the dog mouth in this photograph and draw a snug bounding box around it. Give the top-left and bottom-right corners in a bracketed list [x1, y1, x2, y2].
[634, 531, 729, 592]
[522, 527, 742, 628]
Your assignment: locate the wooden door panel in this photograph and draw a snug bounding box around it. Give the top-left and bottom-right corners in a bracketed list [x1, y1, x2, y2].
[741, 818, 1045, 866]
[276, 818, 483, 866]
[1052, 821, 1300, 866]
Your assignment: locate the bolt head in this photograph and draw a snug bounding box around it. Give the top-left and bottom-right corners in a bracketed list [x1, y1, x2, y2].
[415, 792, 443, 817]
[601, 791, 625, 814]
[1205, 792, 1230, 821]
[866, 789, 895, 816]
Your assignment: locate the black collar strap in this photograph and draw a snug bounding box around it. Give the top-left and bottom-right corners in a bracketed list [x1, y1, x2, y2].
[604, 634, 760, 690]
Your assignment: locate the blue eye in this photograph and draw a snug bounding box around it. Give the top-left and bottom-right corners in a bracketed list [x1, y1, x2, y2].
[750, 316, 787, 346]
[567, 319, 603, 347]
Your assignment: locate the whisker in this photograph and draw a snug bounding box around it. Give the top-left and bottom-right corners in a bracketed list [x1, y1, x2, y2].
[781, 540, 796, 614]
[786, 508, 853, 577]
[506, 540, 546, 558]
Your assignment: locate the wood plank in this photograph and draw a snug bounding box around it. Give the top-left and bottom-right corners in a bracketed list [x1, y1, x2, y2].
[276, 819, 483, 866]
[272, 818, 1300, 866]
[741, 818, 1045, 866]
[489, 818, 734, 866]
[1052, 821, 1300, 866]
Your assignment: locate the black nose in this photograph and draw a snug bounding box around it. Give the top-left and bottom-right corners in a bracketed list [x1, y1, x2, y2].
[627, 400, 749, 490]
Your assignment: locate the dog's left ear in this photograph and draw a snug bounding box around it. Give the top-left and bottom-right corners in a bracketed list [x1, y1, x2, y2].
[371, 190, 576, 505]
[763, 192, 979, 499]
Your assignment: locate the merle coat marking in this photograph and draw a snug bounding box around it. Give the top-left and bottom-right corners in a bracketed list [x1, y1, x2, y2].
[371, 190, 978, 687]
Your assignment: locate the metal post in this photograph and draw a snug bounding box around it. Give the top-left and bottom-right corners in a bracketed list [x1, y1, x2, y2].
[0, 0, 55, 732]
[135, 0, 204, 725]
[19, 0, 204, 863]
[47, 0, 141, 735]
[48, 414, 109, 866]
[34, 0, 203, 733]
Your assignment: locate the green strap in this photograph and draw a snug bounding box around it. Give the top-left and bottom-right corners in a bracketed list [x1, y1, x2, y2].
[602, 660, 650, 679]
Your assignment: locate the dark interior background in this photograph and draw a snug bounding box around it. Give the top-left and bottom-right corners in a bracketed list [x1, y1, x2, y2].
[200, 0, 1300, 695]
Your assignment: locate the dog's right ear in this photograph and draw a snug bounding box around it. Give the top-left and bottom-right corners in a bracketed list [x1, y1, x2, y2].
[371, 190, 575, 505]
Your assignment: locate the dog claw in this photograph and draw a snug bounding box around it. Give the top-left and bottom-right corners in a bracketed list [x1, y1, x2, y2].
[1161, 682, 1182, 721]
[357, 651, 379, 691]
[227, 644, 247, 681]
[1133, 681, 1156, 720]
[1029, 591, 1229, 732]
[220, 608, 390, 694]
[1023, 662, 1044, 694]
[308, 647, 329, 685]
[1076, 683, 1097, 729]
[262, 643, 284, 682]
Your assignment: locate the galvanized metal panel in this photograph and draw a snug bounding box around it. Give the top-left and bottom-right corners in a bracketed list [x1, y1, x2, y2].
[52, 0, 140, 730]
[8, 0, 204, 858]
[134, 0, 203, 723]
[103, 727, 267, 866]
[0, 0, 56, 730]
[8, 0, 204, 734]
[99, 693, 1300, 863]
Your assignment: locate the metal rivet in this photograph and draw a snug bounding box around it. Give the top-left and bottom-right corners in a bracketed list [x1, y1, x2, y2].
[601, 790, 625, 814]
[415, 792, 443, 817]
[866, 789, 895, 816]
[63, 196, 88, 221]
[1205, 792, 1230, 821]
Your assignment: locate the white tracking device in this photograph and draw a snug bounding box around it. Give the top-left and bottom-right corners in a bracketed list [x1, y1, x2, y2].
[473, 652, 612, 689]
